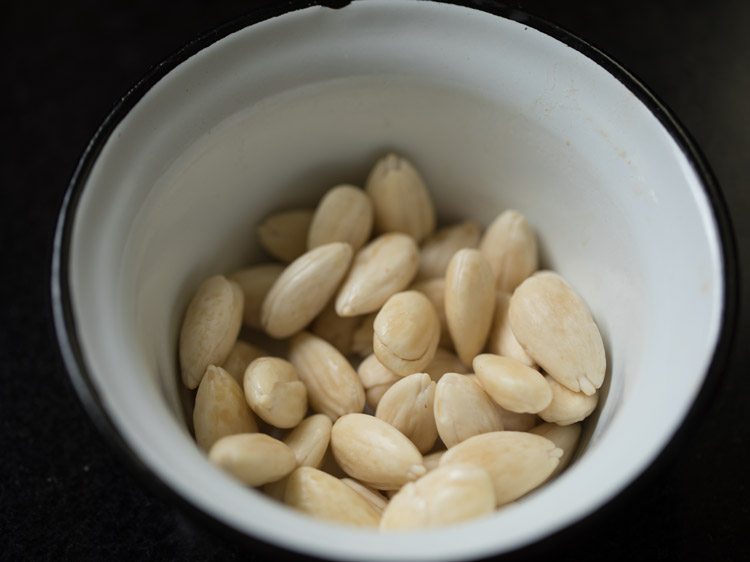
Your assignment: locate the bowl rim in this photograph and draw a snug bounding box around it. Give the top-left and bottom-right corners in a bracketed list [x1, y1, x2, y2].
[51, 0, 739, 559]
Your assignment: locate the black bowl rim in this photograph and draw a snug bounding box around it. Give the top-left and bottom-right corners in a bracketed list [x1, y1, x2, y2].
[51, 1, 739, 560]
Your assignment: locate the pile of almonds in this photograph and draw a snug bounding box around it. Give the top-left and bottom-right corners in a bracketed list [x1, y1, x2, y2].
[179, 153, 606, 530]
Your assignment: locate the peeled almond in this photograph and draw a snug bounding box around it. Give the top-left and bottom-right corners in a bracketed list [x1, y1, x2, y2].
[243, 357, 307, 428]
[308, 184, 373, 251]
[434, 373, 504, 448]
[193, 365, 257, 450]
[440, 431, 561, 505]
[445, 249, 496, 365]
[365, 153, 436, 242]
[376, 373, 438, 453]
[331, 413, 426, 490]
[335, 233, 419, 317]
[283, 414, 333, 468]
[257, 209, 314, 263]
[341, 478, 389, 513]
[487, 292, 535, 367]
[380, 463, 495, 530]
[473, 354, 552, 414]
[357, 354, 400, 409]
[288, 332, 365, 420]
[284, 467, 381, 527]
[179, 275, 243, 389]
[479, 209, 538, 292]
[261, 242, 352, 339]
[509, 271, 606, 395]
[209, 433, 296, 487]
[373, 291, 440, 376]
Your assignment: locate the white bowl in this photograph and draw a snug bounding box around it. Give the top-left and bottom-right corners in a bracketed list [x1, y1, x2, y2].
[52, 1, 737, 560]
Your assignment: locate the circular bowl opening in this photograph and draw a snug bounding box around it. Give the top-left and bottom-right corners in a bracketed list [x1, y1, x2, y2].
[53, 1, 732, 561]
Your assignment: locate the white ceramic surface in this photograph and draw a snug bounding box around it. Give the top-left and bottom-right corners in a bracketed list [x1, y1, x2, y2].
[55, 1, 727, 560]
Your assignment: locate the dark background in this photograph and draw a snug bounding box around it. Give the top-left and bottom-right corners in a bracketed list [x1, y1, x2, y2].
[3, 0, 749, 560]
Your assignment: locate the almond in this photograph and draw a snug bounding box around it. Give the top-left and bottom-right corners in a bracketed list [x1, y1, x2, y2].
[179, 275, 243, 389]
[193, 365, 257, 450]
[445, 249, 496, 365]
[365, 153, 436, 242]
[376, 373, 438, 453]
[434, 373, 503, 448]
[243, 357, 307, 428]
[440, 431, 561, 505]
[257, 209, 314, 263]
[380, 463, 495, 530]
[331, 413, 426, 490]
[335, 233, 419, 317]
[357, 354, 400, 409]
[261, 242, 352, 339]
[284, 467, 381, 527]
[288, 332, 365, 420]
[509, 271, 606, 395]
[341, 478, 389, 513]
[283, 413, 333, 468]
[473, 354, 552, 414]
[308, 185, 373, 251]
[479, 210, 538, 292]
[373, 291, 440, 376]
[209, 433, 296, 487]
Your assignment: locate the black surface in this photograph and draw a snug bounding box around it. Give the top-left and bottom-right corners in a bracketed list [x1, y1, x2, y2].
[3, 1, 749, 560]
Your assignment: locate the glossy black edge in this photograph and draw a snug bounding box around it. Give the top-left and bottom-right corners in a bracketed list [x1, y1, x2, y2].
[50, 1, 739, 561]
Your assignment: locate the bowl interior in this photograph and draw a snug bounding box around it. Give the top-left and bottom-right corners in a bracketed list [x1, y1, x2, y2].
[63, 1, 724, 560]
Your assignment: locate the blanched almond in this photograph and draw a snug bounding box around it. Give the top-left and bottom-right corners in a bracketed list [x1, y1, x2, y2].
[469, 374, 540, 430]
[261, 242, 352, 339]
[538, 375, 598, 425]
[440, 431, 561, 505]
[284, 414, 332, 468]
[335, 233, 419, 317]
[311, 301, 361, 355]
[179, 275, 244, 389]
[380, 463, 495, 530]
[229, 264, 284, 329]
[479, 210, 538, 292]
[284, 467, 381, 527]
[445, 249, 496, 365]
[341, 478, 389, 513]
[288, 332, 365, 420]
[473, 354, 552, 414]
[376, 373, 438, 453]
[221, 340, 267, 384]
[193, 365, 257, 450]
[411, 277, 452, 350]
[434, 373, 504, 448]
[209, 433, 296, 487]
[487, 292, 535, 367]
[418, 221, 481, 279]
[365, 153, 436, 242]
[308, 185, 373, 251]
[257, 209, 314, 263]
[423, 348, 469, 381]
[243, 357, 307, 428]
[373, 291, 440, 376]
[530, 422, 582, 478]
[331, 413, 426, 490]
[509, 271, 606, 395]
